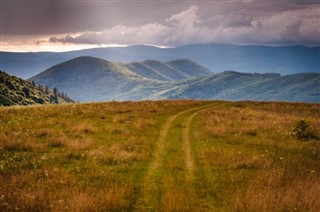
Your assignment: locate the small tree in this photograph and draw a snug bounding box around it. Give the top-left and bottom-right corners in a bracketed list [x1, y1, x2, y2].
[53, 87, 58, 95]
[293, 120, 318, 141]
[22, 87, 30, 97]
[45, 86, 50, 95]
[52, 87, 59, 104]
[38, 84, 44, 93]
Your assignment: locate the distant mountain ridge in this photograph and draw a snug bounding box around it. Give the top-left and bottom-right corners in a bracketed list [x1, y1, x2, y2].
[126, 59, 211, 81]
[2, 43, 319, 79]
[29, 57, 320, 103]
[147, 71, 319, 103]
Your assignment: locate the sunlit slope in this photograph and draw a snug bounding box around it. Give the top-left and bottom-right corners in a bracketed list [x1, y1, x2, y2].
[29, 57, 164, 102]
[30, 57, 320, 102]
[0, 70, 73, 106]
[150, 72, 320, 102]
[30, 57, 211, 102]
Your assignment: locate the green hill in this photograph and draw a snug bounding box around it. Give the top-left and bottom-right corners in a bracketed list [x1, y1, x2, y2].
[29, 56, 165, 102]
[151, 71, 320, 102]
[29, 57, 320, 103]
[0, 70, 74, 106]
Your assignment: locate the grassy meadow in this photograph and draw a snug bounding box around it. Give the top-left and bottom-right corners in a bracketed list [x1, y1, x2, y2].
[0, 100, 319, 211]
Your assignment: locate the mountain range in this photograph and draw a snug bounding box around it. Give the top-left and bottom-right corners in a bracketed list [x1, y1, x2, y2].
[29, 57, 320, 103]
[2, 43, 320, 79]
[29, 57, 210, 102]
[149, 72, 319, 102]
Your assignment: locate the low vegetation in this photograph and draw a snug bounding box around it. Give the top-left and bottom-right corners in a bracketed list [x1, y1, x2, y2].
[0, 70, 73, 106]
[0, 100, 319, 211]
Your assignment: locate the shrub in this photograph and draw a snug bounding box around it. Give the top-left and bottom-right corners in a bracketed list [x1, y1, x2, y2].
[22, 87, 30, 98]
[292, 120, 318, 141]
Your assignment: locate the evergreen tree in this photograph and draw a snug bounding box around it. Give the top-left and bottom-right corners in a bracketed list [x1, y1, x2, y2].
[53, 87, 58, 95]
[53, 87, 59, 104]
[45, 86, 50, 95]
[38, 84, 44, 93]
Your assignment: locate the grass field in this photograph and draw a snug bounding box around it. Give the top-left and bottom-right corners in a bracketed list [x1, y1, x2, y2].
[0, 100, 319, 211]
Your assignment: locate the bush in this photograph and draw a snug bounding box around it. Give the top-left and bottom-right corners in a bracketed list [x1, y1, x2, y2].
[22, 87, 30, 97]
[292, 120, 318, 141]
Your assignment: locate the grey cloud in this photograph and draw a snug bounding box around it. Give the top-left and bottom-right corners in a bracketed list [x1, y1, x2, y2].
[2, 1, 317, 35]
[47, 5, 320, 47]
[2, 1, 319, 47]
[1, 1, 193, 35]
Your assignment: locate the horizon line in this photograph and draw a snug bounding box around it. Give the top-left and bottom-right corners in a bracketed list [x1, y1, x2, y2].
[1, 42, 319, 53]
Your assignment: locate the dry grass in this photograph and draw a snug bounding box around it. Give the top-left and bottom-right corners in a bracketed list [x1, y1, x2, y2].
[0, 100, 203, 211]
[160, 176, 196, 211]
[191, 101, 320, 211]
[232, 170, 320, 211]
[0, 100, 319, 211]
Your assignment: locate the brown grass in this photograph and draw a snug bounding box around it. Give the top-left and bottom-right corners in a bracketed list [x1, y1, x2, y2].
[191, 101, 320, 211]
[0, 100, 319, 211]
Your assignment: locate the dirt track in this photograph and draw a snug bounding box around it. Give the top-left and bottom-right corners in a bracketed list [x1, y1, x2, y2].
[134, 103, 222, 210]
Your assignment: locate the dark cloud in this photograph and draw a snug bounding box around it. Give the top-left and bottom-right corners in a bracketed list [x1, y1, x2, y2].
[46, 4, 320, 47]
[1, 0, 319, 48]
[1, 1, 192, 35]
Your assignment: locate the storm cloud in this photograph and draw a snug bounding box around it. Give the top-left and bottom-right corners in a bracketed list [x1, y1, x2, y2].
[1, 0, 320, 51]
[47, 5, 320, 46]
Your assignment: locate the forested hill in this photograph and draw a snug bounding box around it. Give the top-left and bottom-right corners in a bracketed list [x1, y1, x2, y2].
[0, 70, 74, 106]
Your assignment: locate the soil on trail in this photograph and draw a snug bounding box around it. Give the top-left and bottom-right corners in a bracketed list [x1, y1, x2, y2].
[134, 103, 220, 210]
[182, 112, 197, 182]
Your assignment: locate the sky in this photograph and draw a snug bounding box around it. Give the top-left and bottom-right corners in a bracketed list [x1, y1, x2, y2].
[1, 0, 319, 52]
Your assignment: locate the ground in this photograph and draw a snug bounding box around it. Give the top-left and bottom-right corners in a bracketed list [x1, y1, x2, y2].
[0, 100, 319, 211]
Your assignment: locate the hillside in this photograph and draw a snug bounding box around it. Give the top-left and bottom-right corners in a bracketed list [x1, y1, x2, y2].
[29, 57, 211, 102]
[165, 59, 212, 78]
[0, 70, 73, 106]
[125, 59, 211, 81]
[150, 71, 320, 102]
[30, 56, 320, 103]
[29, 57, 168, 102]
[1, 43, 319, 79]
[1, 101, 319, 211]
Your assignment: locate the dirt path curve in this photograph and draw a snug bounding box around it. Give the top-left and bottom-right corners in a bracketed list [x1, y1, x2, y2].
[182, 105, 220, 181]
[182, 112, 198, 182]
[134, 107, 197, 210]
[134, 103, 219, 210]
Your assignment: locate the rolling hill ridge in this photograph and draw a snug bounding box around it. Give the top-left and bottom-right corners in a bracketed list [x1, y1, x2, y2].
[126, 59, 211, 81]
[30, 57, 211, 102]
[147, 71, 320, 102]
[29, 57, 320, 103]
[2, 43, 319, 79]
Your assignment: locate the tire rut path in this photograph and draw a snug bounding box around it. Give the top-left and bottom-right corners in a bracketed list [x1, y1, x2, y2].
[134, 103, 220, 210]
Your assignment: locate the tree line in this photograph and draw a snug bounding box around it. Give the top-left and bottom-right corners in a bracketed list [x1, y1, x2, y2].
[32, 81, 74, 103]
